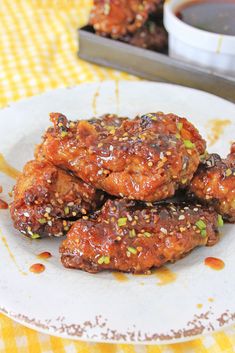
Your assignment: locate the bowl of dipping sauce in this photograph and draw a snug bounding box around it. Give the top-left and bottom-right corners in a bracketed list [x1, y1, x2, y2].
[163, 0, 235, 77]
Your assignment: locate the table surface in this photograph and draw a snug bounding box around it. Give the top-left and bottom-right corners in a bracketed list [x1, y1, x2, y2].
[0, 1, 235, 352]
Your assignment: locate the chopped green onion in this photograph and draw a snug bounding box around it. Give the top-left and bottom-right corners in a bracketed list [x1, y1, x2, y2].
[61, 131, 68, 138]
[129, 229, 136, 238]
[217, 214, 224, 227]
[184, 140, 195, 149]
[177, 122, 183, 130]
[201, 229, 207, 238]
[143, 232, 151, 237]
[127, 247, 137, 255]
[118, 217, 127, 227]
[38, 218, 46, 224]
[175, 133, 181, 139]
[64, 206, 69, 215]
[196, 219, 206, 230]
[31, 233, 40, 239]
[97, 255, 110, 265]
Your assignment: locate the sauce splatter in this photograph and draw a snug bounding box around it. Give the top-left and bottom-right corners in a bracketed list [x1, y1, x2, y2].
[0, 199, 8, 209]
[115, 80, 119, 113]
[206, 119, 231, 146]
[197, 303, 203, 309]
[29, 263, 45, 274]
[208, 297, 214, 302]
[37, 251, 52, 259]
[205, 257, 225, 270]
[112, 272, 129, 282]
[92, 85, 100, 116]
[155, 266, 177, 286]
[0, 153, 20, 179]
[1, 235, 27, 275]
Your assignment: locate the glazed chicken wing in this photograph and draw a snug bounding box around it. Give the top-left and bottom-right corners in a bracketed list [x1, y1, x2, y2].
[189, 143, 235, 222]
[10, 160, 104, 238]
[89, 0, 163, 38]
[60, 198, 220, 274]
[36, 112, 206, 202]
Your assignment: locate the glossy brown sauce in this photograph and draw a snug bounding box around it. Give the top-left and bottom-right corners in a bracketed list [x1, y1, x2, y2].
[207, 119, 231, 146]
[37, 251, 52, 259]
[92, 86, 100, 116]
[155, 266, 177, 285]
[1, 235, 27, 275]
[29, 263, 45, 274]
[0, 153, 20, 179]
[205, 256, 225, 270]
[176, 0, 235, 36]
[112, 272, 129, 282]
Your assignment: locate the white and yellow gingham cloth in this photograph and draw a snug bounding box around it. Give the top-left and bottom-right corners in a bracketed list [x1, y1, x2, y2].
[1, 1, 235, 352]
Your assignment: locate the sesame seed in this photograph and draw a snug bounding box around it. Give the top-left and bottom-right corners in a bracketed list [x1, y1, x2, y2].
[160, 227, 167, 234]
[178, 215, 185, 220]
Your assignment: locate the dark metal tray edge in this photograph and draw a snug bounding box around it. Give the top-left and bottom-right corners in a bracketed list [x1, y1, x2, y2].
[78, 27, 235, 103]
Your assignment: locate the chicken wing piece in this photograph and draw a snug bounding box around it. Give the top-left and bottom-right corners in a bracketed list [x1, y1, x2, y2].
[121, 21, 168, 51]
[36, 112, 206, 202]
[10, 160, 105, 238]
[189, 143, 235, 222]
[89, 0, 163, 38]
[60, 198, 220, 274]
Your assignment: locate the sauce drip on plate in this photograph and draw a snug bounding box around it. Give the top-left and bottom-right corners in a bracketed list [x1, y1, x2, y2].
[155, 266, 177, 286]
[206, 119, 231, 146]
[175, 0, 235, 36]
[0, 153, 20, 179]
[37, 251, 52, 259]
[112, 272, 129, 282]
[205, 257, 225, 270]
[29, 263, 45, 274]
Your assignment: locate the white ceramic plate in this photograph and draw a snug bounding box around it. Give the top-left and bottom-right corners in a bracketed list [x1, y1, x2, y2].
[0, 81, 235, 345]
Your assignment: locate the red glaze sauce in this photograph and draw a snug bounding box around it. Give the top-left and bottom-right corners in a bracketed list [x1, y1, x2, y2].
[29, 263, 45, 274]
[205, 257, 225, 270]
[0, 199, 8, 209]
[37, 251, 52, 259]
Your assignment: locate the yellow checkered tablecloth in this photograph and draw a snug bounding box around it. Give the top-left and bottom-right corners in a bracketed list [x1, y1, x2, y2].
[0, 1, 235, 352]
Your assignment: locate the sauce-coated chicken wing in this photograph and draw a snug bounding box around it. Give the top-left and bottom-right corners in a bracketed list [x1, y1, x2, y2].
[60, 198, 220, 273]
[36, 112, 206, 201]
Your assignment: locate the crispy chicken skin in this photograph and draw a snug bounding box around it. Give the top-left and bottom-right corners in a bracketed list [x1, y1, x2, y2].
[89, 0, 163, 39]
[10, 160, 104, 238]
[189, 143, 235, 222]
[36, 112, 206, 202]
[60, 198, 220, 274]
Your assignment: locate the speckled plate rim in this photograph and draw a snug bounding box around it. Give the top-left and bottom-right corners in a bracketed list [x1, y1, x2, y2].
[0, 81, 235, 345]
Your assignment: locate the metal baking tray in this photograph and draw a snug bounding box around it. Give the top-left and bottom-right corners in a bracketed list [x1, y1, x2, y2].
[79, 26, 235, 103]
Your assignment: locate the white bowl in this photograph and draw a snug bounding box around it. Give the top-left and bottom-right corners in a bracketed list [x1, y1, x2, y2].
[163, 0, 235, 77]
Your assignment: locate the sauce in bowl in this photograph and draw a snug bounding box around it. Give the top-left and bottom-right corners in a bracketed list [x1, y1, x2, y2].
[175, 0, 235, 36]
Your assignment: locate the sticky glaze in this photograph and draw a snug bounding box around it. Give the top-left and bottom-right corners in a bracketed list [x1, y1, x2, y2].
[0, 153, 20, 179]
[205, 257, 225, 270]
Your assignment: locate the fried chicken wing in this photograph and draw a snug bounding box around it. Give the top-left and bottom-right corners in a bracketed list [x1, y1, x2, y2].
[36, 112, 206, 202]
[10, 160, 104, 238]
[89, 0, 163, 38]
[121, 21, 168, 51]
[60, 198, 220, 274]
[189, 143, 235, 222]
